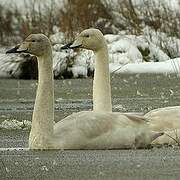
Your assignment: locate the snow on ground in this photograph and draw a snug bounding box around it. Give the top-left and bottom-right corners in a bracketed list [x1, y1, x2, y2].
[0, 52, 25, 78]
[0, 29, 180, 78]
[49, 30, 179, 77]
[105, 35, 143, 64]
[132, 0, 180, 10]
[110, 58, 180, 74]
[0, 119, 31, 130]
[0, 0, 64, 12]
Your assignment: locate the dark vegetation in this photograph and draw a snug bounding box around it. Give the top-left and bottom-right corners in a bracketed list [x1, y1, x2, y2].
[0, 0, 179, 45]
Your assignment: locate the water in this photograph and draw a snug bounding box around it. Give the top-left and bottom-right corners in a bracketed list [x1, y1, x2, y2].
[0, 74, 180, 180]
[0, 74, 180, 123]
[0, 73, 180, 147]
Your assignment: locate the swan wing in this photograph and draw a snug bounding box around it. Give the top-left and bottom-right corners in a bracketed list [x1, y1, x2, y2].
[53, 111, 161, 149]
[145, 106, 180, 131]
[54, 111, 117, 138]
[124, 114, 149, 123]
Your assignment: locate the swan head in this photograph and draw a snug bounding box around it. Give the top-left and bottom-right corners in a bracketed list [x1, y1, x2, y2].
[62, 28, 106, 51]
[6, 34, 51, 57]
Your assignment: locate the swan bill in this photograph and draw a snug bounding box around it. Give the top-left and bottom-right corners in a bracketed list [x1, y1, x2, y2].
[6, 45, 29, 54]
[70, 44, 82, 49]
[61, 42, 73, 49]
[61, 42, 82, 49]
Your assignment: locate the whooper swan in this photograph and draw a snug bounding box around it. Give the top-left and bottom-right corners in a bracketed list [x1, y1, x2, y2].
[6, 33, 162, 149]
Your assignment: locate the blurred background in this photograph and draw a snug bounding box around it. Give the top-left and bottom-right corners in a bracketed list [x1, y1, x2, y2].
[0, 0, 179, 79]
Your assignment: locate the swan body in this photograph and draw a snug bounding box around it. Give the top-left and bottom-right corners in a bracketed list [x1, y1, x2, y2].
[6, 33, 162, 149]
[66, 28, 176, 145]
[53, 111, 159, 149]
[29, 110, 159, 149]
[144, 106, 180, 144]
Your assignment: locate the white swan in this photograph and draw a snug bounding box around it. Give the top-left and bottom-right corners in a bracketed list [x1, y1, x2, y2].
[61, 29, 112, 112]
[61, 29, 147, 115]
[62, 28, 180, 146]
[144, 106, 180, 144]
[6, 33, 162, 149]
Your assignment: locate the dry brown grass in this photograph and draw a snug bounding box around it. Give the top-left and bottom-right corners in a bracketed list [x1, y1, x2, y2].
[0, 0, 179, 45]
[0, 0, 62, 45]
[58, 0, 112, 40]
[103, 0, 180, 37]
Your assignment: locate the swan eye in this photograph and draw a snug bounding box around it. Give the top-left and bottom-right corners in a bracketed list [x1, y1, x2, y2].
[32, 40, 36, 42]
[85, 35, 89, 38]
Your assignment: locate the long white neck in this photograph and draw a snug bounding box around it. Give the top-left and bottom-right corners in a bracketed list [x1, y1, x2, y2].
[93, 44, 112, 112]
[29, 48, 54, 148]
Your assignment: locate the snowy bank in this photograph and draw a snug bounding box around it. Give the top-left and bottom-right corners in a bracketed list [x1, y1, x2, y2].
[0, 119, 31, 130]
[110, 58, 180, 74]
[0, 30, 179, 78]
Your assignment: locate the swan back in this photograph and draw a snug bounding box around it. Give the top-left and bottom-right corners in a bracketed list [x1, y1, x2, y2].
[54, 111, 163, 149]
[145, 106, 180, 131]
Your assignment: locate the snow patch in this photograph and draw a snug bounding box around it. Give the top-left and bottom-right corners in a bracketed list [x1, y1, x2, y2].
[110, 58, 180, 74]
[0, 119, 31, 130]
[0, 28, 180, 78]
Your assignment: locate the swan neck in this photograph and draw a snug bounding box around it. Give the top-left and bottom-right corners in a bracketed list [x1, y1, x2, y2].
[93, 45, 112, 112]
[29, 49, 54, 148]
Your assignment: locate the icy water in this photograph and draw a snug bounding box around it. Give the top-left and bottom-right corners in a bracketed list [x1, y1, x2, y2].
[1, 74, 180, 180]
